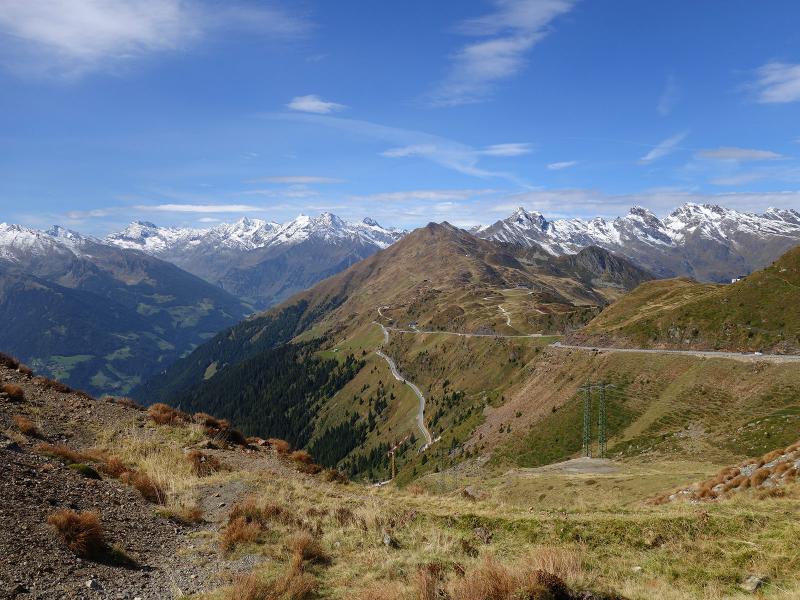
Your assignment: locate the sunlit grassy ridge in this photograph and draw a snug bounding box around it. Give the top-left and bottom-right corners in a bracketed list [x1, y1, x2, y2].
[573, 245, 800, 353]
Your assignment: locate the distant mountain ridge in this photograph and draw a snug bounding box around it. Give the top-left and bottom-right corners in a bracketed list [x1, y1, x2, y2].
[475, 203, 800, 282]
[0, 222, 251, 395]
[107, 213, 406, 308]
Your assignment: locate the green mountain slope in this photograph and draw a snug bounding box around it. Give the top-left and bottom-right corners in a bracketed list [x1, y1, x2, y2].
[568, 244, 800, 353]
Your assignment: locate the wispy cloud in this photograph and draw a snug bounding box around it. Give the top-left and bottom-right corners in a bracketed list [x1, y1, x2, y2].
[639, 131, 689, 163]
[752, 62, 800, 103]
[246, 176, 345, 184]
[698, 146, 784, 161]
[133, 203, 264, 213]
[287, 95, 346, 114]
[477, 143, 533, 157]
[428, 0, 576, 106]
[0, 0, 311, 79]
[349, 189, 499, 203]
[657, 74, 680, 116]
[271, 112, 530, 185]
[547, 160, 578, 170]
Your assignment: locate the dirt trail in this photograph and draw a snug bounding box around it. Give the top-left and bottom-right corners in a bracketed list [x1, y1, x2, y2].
[551, 341, 800, 364]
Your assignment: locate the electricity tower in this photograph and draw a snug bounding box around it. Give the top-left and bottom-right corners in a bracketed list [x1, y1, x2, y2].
[580, 381, 615, 458]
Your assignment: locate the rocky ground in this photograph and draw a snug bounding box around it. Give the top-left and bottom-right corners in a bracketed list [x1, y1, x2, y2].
[0, 364, 292, 599]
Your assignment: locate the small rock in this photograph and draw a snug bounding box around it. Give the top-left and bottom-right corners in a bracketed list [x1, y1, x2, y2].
[86, 579, 99, 590]
[218, 502, 226, 508]
[382, 533, 399, 548]
[739, 574, 767, 593]
[631, 566, 643, 574]
[473, 526, 493, 544]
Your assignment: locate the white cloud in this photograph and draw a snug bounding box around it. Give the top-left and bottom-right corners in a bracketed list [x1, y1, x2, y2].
[271, 112, 530, 185]
[547, 160, 578, 170]
[247, 176, 344, 184]
[698, 146, 784, 161]
[287, 95, 346, 114]
[0, 0, 309, 78]
[639, 131, 689, 163]
[709, 172, 768, 186]
[657, 74, 680, 116]
[478, 143, 533, 157]
[350, 189, 499, 203]
[752, 62, 800, 104]
[133, 203, 264, 213]
[429, 0, 576, 106]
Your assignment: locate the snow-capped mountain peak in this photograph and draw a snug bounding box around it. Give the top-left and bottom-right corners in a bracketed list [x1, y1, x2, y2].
[477, 203, 800, 281]
[106, 212, 405, 257]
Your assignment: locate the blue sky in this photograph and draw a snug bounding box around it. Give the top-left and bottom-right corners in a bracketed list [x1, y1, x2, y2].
[1, 0, 800, 234]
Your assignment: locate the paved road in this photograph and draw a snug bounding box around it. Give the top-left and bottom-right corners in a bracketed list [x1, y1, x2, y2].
[551, 341, 800, 364]
[374, 323, 434, 450]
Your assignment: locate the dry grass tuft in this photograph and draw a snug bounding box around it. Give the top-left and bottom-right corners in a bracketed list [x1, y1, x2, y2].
[220, 516, 262, 552]
[148, 403, 190, 425]
[47, 510, 104, 557]
[2, 383, 25, 401]
[333, 506, 357, 527]
[0, 351, 21, 370]
[187, 450, 222, 476]
[36, 443, 92, 464]
[750, 468, 770, 488]
[290, 450, 314, 464]
[321, 468, 349, 484]
[226, 568, 317, 600]
[524, 546, 583, 584]
[12, 414, 39, 437]
[448, 555, 574, 600]
[17, 364, 33, 377]
[268, 438, 291, 454]
[286, 531, 329, 565]
[120, 470, 166, 504]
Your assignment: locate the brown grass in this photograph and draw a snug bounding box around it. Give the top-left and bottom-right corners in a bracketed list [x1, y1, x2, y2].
[750, 468, 770, 488]
[268, 438, 291, 454]
[290, 450, 314, 464]
[448, 556, 573, 600]
[120, 470, 165, 504]
[2, 383, 25, 401]
[220, 516, 262, 552]
[17, 364, 33, 377]
[286, 531, 329, 565]
[226, 568, 317, 600]
[321, 469, 349, 484]
[47, 510, 104, 557]
[187, 450, 222, 476]
[97, 456, 129, 478]
[0, 351, 20, 370]
[36, 443, 93, 464]
[12, 415, 39, 437]
[147, 402, 190, 425]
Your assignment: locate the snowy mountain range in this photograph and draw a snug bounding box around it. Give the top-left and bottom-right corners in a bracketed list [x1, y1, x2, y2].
[106, 213, 406, 308]
[475, 203, 800, 282]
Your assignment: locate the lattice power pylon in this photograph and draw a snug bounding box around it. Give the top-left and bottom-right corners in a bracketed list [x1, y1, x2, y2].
[582, 383, 592, 458]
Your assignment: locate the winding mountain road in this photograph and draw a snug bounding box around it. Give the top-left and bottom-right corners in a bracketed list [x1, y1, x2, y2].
[374, 321, 434, 451]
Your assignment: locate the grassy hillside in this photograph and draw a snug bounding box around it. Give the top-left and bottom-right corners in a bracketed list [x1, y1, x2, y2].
[570, 245, 800, 353]
[4, 361, 800, 599]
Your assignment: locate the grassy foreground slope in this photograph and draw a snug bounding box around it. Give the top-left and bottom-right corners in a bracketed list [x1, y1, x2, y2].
[569, 245, 800, 353]
[4, 360, 800, 599]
